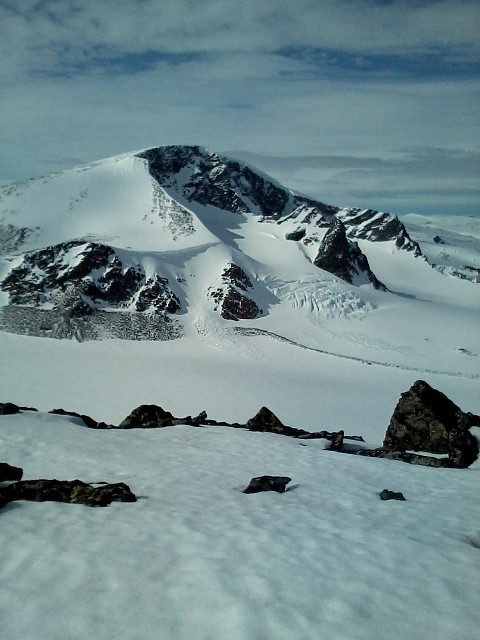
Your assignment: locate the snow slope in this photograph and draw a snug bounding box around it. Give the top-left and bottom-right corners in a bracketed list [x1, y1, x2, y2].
[1, 412, 479, 640]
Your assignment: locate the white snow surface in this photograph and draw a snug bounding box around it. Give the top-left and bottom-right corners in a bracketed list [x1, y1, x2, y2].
[1, 411, 479, 640]
[0, 150, 479, 639]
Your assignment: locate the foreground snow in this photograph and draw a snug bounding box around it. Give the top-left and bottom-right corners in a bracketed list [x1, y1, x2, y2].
[1, 412, 479, 640]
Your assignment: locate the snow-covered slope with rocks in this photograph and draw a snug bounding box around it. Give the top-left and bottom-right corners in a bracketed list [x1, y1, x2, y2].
[0, 145, 479, 640]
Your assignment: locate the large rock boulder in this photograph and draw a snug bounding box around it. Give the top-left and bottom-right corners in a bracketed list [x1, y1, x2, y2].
[119, 405, 176, 428]
[383, 380, 480, 468]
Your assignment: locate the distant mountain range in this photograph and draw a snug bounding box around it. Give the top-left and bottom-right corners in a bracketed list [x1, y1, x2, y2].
[0, 145, 477, 341]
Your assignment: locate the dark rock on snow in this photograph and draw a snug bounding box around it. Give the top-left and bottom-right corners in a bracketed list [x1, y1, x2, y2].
[328, 430, 344, 451]
[208, 263, 262, 320]
[49, 408, 110, 429]
[243, 475, 292, 494]
[0, 402, 20, 415]
[383, 380, 480, 468]
[246, 406, 309, 438]
[119, 404, 208, 429]
[379, 489, 406, 501]
[313, 219, 387, 290]
[356, 448, 446, 467]
[0, 463, 23, 482]
[0, 403, 37, 415]
[119, 404, 176, 428]
[0, 479, 136, 507]
[1, 240, 181, 316]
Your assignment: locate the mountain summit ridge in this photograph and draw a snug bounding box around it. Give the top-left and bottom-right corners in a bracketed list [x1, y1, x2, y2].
[0, 144, 475, 341]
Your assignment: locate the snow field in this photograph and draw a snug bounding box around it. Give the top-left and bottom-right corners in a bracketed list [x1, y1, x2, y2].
[1, 413, 479, 640]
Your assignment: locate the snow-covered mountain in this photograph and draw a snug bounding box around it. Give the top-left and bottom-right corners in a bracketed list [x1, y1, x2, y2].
[1, 145, 477, 344]
[1, 145, 479, 640]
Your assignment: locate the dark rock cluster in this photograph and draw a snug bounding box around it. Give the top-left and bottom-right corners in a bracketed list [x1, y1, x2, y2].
[314, 219, 387, 290]
[0, 479, 136, 508]
[208, 262, 262, 320]
[119, 405, 206, 429]
[1, 240, 180, 316]
[138, 146, 291, 218]
[0, 460, 136, 509]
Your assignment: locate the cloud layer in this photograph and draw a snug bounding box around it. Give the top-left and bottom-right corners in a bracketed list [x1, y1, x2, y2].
[1, 0, 479, 215]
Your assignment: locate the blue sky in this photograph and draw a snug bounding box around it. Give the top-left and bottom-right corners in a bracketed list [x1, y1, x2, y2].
[1, 0, 479, 216]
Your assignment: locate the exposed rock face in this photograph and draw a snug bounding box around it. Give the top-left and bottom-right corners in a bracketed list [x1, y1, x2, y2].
[383, 380, 480, 468]
[208, 263, 262, 320]
[119, 405, 176, 428]
[379, 489, 406, 501]
[0, 479, 136, 507]
[0, 463, 23, 482]
[1, 240, 180, 316]
[243, 476, 292, 494]
[336, 208, 422, 255]
[138, 146, 291, 217]
[313, 220, 387, 290]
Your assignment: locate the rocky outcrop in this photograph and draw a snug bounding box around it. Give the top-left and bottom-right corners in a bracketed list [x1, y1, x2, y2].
[0, 402, 20, 415]
[1, 240, 180, 316]
[119, 405, 207, 429]
[208, 263, 262, 320]
[383, 380, 480, 468]
[0, 479, 136, 507]
[138, 146, 292, 218]
[119, 405, 176, 428]
[243, 475, 292, 494]
[0, 402, 37, 415]
[246, 407, 347, 449]
[313, 220, 387, 290]
[336, 208, 422, 255]
[246, 406, 309, 437]
[0, 463, 23, 482]
[49, 408, 110, 430]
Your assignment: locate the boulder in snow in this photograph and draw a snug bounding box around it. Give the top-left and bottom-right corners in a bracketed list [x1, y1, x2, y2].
[383, 380, 480, 468]
[243, 475, 292, 494]
[0, 479, 136, 507]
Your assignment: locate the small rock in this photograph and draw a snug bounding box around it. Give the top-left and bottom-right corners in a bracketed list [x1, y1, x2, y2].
[379, 489, 406, 501]
[243, 475, 292, 494]
[329, 430, 344, 451]
[190, 410, 207, 425]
